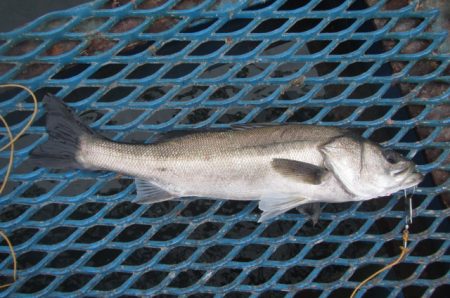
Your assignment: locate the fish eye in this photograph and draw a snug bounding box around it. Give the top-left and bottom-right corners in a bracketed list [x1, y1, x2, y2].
[382, 149, 401, 164]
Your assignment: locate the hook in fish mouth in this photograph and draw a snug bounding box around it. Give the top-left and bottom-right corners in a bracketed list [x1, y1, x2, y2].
[391, 162, 423, 188]
[403, 171, 424, 188]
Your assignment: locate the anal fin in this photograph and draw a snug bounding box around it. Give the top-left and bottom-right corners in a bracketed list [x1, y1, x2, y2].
[134, 178, 175, 203]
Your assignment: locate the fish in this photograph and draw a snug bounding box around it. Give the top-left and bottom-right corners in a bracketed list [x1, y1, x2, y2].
[29, 95, 423, 222]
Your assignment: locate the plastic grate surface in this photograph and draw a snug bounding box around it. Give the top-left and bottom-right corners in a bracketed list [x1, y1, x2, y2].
[0, 0, 449, 297]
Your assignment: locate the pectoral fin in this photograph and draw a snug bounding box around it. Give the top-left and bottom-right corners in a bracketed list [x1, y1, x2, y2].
[271, 158, 329, 185]
[258, 197, 307, 222]
[134, 179, 175, 203]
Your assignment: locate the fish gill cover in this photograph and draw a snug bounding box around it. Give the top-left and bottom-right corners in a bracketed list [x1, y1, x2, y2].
[0, 0, 448, 297]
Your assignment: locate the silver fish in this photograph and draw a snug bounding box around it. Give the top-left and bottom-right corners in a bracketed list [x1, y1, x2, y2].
[30, 96, 423, 222]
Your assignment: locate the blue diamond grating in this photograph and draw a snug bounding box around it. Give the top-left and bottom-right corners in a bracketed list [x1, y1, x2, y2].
[0, 0, 449, 297]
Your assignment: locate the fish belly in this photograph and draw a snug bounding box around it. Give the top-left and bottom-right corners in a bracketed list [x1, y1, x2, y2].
[143, 156, 352, 204]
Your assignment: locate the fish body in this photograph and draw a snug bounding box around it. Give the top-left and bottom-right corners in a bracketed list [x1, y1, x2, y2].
[30, 96, 423, 221]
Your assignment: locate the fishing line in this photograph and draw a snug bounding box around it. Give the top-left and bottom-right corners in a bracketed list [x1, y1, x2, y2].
[350, 191, 414, 298]
[0, 84, 38, 289]
[0, 231, 16, 290]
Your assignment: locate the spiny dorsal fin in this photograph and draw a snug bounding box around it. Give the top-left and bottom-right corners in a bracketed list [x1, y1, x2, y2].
[271, 158, 329, 185]
[231, 123, 281, 131]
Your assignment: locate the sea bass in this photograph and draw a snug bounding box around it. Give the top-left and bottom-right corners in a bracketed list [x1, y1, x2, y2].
[30, 96, 423, 222]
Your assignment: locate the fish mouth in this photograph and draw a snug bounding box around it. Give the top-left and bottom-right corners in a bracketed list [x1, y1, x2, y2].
[392, 163, 415, 176]
[401, 170, 424, 188]
[393, 163, 423, 187]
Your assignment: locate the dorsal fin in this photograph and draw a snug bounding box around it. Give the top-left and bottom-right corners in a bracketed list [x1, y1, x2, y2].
[230, 123, 281, 131]
[151, 129, 226, 143]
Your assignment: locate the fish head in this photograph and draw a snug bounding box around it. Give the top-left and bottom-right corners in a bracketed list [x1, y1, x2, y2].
[321, 136, 423, 199]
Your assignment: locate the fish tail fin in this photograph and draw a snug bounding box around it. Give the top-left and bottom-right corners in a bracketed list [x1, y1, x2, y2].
[29, 95, 97, 169]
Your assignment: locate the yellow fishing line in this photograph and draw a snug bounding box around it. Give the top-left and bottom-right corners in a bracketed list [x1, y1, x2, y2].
[0, 231, 17, 289]
[0, 114, 13, 195]
[0, 84, 38, 289]
[350, 229, 410, 298]
[0, 84, 416, 293]
[0, 84, 38, 152]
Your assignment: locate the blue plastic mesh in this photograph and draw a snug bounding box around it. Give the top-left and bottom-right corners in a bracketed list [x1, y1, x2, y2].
[0, 0, 449, 297]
